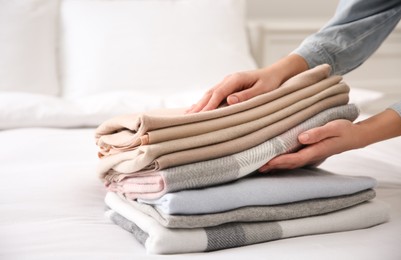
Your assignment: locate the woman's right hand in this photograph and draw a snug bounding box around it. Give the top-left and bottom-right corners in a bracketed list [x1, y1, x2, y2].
[186, 68, 281, 113]
[186, 54, 309, 113]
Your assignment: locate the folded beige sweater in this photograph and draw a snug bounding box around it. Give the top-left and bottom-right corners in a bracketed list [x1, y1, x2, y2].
[96, 64, 332, 157]
[98, 92, 349, 175]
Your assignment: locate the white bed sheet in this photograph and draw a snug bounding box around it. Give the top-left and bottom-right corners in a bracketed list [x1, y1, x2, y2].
[0, 120, 400, 259]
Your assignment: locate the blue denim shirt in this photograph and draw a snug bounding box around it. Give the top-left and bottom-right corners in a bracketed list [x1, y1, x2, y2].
[293, 0, 401, 116]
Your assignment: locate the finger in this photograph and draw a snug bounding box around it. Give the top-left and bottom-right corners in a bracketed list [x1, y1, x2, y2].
[268, 153, 305, 170]
[200, 87, 234, 111]
[184, 104, 196, 113]
[260, 143, 329, 172]
[189, 75, 239, 113]
[258, 166, 280, 174]
[187, 73, 237, 113]
[186, 90, 214, 113]
[200, 74, 251, 111]
[226, 81, 269, 105]
[258, 153, 298, 173]
[298, 121, 341, 144]
[258, 163, 271, 173]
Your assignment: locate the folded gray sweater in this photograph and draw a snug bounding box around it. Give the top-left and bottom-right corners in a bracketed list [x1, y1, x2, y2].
[138, 168, 377, 215]
[105, 192, 389, 254]
[121, 189, 375, 228]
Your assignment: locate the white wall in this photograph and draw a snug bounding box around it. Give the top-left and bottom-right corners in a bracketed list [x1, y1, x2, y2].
[246, 0, 338, 20]
[245, 0, 401, 114]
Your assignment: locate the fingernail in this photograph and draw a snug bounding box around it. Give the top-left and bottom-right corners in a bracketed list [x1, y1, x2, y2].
[228, 95, 239, 104]
[299, 133, 309, 142]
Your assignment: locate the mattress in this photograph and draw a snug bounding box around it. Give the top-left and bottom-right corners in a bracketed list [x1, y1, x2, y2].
[0, 115, 400, 259]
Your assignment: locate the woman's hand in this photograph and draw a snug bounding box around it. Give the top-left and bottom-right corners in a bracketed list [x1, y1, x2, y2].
[258, 109, 401, 172]
[258, 119, 360, 172]
[186, 54, 308, 113]
[186, 68, 280, 113]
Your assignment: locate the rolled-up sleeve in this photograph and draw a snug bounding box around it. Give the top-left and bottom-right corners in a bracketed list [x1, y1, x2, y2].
[293, 0, 401, 75]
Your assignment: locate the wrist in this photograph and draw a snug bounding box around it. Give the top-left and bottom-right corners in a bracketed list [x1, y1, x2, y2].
[264, 54, 309, 86]
[352, 123, 369, 149]
[354, 109, 401, 148]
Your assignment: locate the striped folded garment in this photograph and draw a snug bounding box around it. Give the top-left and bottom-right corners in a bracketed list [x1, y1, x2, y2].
[105, 188, 389, 254]
[101, 104, 359, 200]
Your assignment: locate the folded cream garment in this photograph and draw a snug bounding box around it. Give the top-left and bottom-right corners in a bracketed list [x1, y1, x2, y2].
[105, 192, 389, 254]
[101, 75, 343, 156]
[107, 82, 348, 171]
[147, 77, 342, 145]
[118, 189, 376, 228]
[98, 92, 350, 175]
[104, 104, 359, 200]
[95, 64, 332, 156]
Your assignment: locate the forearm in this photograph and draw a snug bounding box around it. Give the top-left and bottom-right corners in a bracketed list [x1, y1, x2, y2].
[389, 101, 401, 117]
[354, 109, 401, 148]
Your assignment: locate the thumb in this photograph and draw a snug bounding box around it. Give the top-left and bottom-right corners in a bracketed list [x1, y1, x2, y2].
[298, 123, 337, 145]
[227, 94, 240, 105]
[226, 83, 267, 105]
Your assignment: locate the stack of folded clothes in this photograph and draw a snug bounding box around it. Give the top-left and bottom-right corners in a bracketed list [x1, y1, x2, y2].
[95, 64, 389, 254]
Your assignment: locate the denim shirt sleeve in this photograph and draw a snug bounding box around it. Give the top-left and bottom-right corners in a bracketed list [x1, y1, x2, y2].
[292, 0, 401, 117]
[293, 0, 401, 75]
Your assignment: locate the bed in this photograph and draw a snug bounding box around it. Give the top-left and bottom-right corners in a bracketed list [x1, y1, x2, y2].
[1, 0, 400, 259]
[1, 115, 400, 259]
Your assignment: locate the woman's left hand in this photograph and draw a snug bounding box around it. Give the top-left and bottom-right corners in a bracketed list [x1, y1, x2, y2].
[258, 108, 401, 173]
[258, 119, 360, 172]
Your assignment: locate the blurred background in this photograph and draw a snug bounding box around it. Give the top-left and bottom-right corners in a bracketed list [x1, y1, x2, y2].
[0, 0, 400, 129]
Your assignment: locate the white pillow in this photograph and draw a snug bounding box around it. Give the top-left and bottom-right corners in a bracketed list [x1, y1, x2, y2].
[0, 0, 59, 95]
[0, 87, 217, 129]
[0, 86, 384, 129]
[0, 92, 165, 129]
[60, 0, 257, 99]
